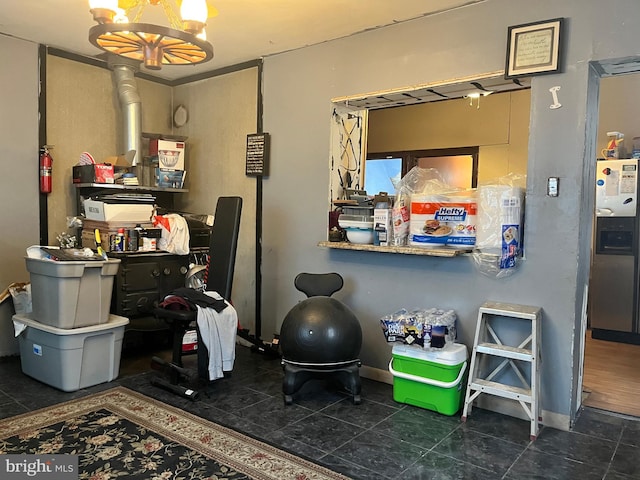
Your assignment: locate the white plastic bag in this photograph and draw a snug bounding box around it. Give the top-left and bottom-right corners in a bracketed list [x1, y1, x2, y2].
[154, 214, 190, 255]
[8, 282, 32, 314]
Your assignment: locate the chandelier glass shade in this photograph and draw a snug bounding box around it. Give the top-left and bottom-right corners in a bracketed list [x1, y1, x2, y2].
[88, 0, 214, 70]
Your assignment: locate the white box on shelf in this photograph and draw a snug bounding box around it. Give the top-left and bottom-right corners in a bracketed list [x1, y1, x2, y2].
[84, 199, 154, 222]
[156, 139, 185, 170]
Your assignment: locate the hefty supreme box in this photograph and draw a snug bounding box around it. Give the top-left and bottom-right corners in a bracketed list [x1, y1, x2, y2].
[409, 193, 477, 249]
[73, 164, 115, 184]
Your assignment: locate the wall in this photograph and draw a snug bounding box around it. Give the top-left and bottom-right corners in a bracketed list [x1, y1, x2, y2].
[44, 56, 258, 332]
[0, 35, 40, 356]
[46, 55, 172, 242]
[262, 0, 640, 428]
[0, 50, 259, 345]
[3, 0, 638, 429]
[598, 74, 640, 156]
[173, 68, 259, 332]
[367, 90, 530, 181]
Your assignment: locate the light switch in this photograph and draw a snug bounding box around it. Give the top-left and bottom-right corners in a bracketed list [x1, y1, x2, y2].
[547, 177, 559, 197]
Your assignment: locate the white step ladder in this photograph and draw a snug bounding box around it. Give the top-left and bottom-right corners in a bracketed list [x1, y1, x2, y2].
[461, 301, 542, 440]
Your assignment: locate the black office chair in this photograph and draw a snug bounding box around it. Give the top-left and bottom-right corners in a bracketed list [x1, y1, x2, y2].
[151, 196, 242, 400]
[279, 272, 363, 405]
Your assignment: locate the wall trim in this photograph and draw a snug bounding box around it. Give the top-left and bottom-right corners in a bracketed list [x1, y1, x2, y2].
[361, 364, 393, 384]
[255, 60, 264, 337]
[38, 44, 48, 245]
[45, 46, 262, 87]
[170, 59, 262, 86]
[362, 364, 571, 431]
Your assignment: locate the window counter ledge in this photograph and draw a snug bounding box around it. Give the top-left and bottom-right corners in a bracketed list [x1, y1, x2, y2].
[317, 241, 471, 257]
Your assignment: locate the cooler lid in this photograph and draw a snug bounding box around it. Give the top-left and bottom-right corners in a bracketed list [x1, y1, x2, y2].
[392, 343, 467, 365]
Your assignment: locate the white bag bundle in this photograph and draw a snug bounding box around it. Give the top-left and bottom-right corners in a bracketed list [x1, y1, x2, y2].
[475, 184, 524, 253]
[472, 174, 526, 278]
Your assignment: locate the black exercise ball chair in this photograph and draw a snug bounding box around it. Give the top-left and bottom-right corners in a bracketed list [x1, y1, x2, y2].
[279, 272, 362, 405]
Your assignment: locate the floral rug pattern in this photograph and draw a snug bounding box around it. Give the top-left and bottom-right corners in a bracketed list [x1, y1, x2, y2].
[0, 387, 350, 480]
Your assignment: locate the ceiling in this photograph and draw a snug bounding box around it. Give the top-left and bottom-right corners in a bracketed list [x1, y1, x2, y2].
[0, 0, 486, 81]
[333, 74, 531, 109]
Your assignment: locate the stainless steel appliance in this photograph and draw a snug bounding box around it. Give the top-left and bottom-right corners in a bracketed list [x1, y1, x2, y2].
[590, 159, 640, 343]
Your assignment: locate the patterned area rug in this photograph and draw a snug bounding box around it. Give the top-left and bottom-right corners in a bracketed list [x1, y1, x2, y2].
[0, 387, 350, 480]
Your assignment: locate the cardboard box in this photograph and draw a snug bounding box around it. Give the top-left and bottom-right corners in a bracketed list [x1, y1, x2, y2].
[103, 150, 135, 167]
[72, 164, 115, 184]
[155, 168, 185, 188]
[84, 199, 154, 222]
[374, 208, 393, 246]
[150, 139, 185, 170]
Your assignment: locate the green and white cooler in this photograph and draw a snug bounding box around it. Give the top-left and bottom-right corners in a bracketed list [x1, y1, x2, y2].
[389, 343, 468, 416]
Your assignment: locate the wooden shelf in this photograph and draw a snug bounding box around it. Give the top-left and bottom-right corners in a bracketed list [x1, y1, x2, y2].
[317, 241, 471, 257]
[73, 183, 188, 193]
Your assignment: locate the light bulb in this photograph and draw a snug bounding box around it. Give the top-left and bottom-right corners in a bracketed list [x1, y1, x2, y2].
[181, 0, 208, 24]
[113, 8, 129, 23]
[88, 0, 118, 10]
[89, 0, 118, 24]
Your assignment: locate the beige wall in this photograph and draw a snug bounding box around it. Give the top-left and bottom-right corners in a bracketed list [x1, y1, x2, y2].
[46, 55, 172, 241]
[366, 89, 531, 183]
[45, 55, 258, 333]
[598, 74, 640, 157]
[0, 35, 39, 356]
[173, 68, 259, 332]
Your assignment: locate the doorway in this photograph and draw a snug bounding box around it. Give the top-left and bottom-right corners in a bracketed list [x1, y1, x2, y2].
[582, 334, 640, 416]
[583, 71, 640, 418]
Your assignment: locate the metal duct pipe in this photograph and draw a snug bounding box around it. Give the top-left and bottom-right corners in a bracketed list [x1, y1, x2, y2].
[110, 61, 141, 166]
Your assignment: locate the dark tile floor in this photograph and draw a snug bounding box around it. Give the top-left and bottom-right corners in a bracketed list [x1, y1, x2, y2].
[1, 339, 640, 480]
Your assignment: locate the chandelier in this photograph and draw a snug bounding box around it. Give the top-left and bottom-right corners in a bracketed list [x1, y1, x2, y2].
[88, 0, 215, 70]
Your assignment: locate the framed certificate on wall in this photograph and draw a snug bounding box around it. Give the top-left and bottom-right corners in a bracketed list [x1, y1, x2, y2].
[505, 18, 564, 79]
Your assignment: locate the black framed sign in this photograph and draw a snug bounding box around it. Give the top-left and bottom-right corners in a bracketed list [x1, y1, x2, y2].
[245, 133, 270, 177]
[505, 18, 563, 79]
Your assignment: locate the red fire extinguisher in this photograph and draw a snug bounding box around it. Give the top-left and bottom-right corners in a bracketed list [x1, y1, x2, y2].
[39, 145, 53, 194]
